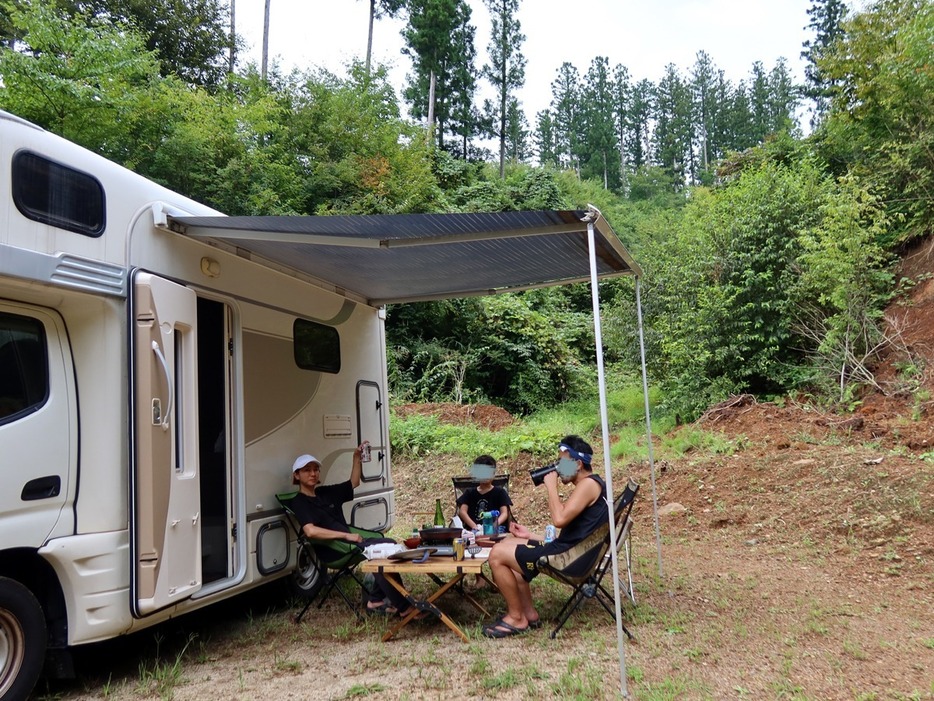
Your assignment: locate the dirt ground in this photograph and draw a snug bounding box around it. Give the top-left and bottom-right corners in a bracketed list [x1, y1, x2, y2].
[31, 243, 934, 701]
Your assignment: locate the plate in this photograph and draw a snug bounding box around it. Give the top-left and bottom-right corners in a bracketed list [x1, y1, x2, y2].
[388, 547, 438, 561]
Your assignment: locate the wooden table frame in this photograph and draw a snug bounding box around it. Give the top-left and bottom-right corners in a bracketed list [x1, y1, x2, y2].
[361, 556, 496, 642]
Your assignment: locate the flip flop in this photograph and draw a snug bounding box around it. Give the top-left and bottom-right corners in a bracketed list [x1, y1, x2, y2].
[482, 618, 529, 638]
[527, 618, 542, 629]
[365, 601, 397, 616]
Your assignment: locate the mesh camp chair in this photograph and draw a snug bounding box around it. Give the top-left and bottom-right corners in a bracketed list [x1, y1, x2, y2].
[276, 491, 381, 623]
[451, 475, 511, 528]
[537, 478, 639, 639]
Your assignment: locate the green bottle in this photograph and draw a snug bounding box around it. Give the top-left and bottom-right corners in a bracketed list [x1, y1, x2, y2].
[433, 498, 445, 527]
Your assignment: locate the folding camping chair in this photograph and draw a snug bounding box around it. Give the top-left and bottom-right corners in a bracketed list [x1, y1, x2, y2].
[451, 474, 511, 528]
[537, 478, 639, 639]
[276, 491, 381, 624]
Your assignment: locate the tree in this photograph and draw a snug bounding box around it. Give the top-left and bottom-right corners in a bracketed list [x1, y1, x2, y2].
[801, 0, 848, 126]
[0, 2, 169, 153]
[504, 96, 530, 164]
[579, 56, 620, 191]
[402, 0, 476, 151]
[533, 109, 558, 168]
[549, 62, 581, 172]
[625, 78, 654, 169]
[80, 0, 231, 87]
[482, 0, 526, 178]
[652, 63, 692, 186]
[818, 0, 934, 245]
[690, 51, 721, 180]
[611, 63, 631, 192]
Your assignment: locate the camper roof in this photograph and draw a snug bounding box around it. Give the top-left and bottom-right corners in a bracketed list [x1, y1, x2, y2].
[165, 208, 641, 306]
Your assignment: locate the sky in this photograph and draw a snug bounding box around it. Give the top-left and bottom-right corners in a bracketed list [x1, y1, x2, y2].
[235, 0, 819, 125]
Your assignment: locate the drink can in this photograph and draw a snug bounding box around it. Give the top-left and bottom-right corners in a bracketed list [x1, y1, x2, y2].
[544, 525, 556, 543]
[452, 538, 465, 561]
[360, 441, 371, 462]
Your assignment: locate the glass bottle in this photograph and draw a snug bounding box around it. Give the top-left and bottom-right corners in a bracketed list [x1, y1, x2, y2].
[433, 498, 445, 527]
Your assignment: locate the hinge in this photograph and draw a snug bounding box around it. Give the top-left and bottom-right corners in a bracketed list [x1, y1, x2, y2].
[227, 339, 233, 356]
[230, 522, 238, 540]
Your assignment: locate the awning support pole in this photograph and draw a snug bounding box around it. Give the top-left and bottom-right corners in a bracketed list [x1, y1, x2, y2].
[636, 277, 664, 576]
[587, 219, 628, 699]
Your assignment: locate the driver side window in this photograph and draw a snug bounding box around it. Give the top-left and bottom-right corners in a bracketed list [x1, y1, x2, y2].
[0, 313, 48, 422]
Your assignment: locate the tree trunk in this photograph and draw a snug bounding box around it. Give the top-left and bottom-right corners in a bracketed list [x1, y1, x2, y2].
[365, 0, 375, 74]
[228, 0, 236, 73]
[428, 70, 436, 143]
[261, 0, 270, 81]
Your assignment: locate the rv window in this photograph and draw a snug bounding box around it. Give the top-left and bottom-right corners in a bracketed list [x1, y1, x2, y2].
[12, 150, 106, 237]
[0, 313, 49, 422]
[293, 319, 341, 373]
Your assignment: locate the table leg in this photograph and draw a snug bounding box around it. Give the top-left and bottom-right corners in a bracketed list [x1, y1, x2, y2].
[380, 573, 470, 643]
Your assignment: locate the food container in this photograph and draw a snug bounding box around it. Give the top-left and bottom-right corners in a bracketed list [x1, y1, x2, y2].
[403, 536, 422, 549]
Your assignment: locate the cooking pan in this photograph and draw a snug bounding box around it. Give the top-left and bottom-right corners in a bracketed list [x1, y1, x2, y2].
[419, 526, 463, 544]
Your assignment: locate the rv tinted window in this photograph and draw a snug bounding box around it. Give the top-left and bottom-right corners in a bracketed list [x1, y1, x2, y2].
[0, 313, 49, 422]
[12, 150, 105, 237]
[293, 319, 341, 373]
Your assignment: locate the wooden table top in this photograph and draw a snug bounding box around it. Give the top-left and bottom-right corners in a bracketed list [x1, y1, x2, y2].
[361, 553, 490, 575]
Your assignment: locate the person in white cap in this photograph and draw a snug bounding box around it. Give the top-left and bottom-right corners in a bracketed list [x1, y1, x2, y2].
[289, 444, 414, 616]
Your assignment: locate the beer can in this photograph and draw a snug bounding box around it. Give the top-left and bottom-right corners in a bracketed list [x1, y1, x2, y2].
[452, 538, 465, 561]
[360, 441, 371, 462]
[544, 525, 556, 543]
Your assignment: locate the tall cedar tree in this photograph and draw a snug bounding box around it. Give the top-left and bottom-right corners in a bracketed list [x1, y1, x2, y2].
[580, 56, 620, 190]
[482, 0, 526, 177]
[550, 62, 581, 173]
[801, 0, 849, 126]
[402, 0, 476, 151]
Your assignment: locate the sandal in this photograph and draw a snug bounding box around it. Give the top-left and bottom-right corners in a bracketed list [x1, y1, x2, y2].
[365, 601, 398, 616]
[482, 617, 529, 638]
[527, 618, 542, 629]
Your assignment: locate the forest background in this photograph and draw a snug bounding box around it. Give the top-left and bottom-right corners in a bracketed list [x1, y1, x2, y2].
[1, 0, 931, 426]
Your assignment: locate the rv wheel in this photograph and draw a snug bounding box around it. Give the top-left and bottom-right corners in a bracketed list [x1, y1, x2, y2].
[0, 577, 47, 701]
[290, 541, 325, 599]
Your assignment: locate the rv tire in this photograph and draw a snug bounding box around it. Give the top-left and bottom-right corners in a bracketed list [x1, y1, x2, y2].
[290, 541, 325, 600]
[0, 577, 47, 701]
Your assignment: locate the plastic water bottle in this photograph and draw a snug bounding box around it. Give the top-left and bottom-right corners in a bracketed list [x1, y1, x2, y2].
[544, 524, 556, 543]
[482, 510, 499, 536]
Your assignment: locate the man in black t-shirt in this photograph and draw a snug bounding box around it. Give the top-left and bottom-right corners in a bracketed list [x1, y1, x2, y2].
[291, 447, 411, 616]
[485, 435, 608, 638]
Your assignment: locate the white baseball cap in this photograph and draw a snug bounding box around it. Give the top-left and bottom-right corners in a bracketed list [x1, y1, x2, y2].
[291, 454, 321, 473]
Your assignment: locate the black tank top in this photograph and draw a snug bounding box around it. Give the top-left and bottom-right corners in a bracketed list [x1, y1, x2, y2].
[554, 474, 608, 547]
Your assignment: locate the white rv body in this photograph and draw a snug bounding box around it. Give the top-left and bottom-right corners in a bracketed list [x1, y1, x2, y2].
[0, 111, 394, 696]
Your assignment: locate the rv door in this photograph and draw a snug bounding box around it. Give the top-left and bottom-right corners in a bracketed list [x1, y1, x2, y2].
[132, 272, 202, 616]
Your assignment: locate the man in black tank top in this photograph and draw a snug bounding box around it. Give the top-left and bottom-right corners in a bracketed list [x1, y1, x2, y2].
[485, 435, 609, 638]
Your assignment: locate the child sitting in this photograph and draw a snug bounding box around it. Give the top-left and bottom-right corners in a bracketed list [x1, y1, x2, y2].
[456, 455, 512, 534]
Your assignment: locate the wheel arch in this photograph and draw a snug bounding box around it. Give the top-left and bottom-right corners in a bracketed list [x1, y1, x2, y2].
[0, 549, 67, 648]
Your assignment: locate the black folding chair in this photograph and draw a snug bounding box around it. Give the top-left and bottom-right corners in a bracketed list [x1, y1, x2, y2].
[537, 478, 639, 639]
[451, 474, 511, 527]
[276, 491, 381, 623]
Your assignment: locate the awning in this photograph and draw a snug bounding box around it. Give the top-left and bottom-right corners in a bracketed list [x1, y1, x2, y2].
[164, 208, 642, 306]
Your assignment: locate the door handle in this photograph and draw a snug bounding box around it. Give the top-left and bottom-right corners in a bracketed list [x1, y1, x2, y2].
[21, 475, 61, 501]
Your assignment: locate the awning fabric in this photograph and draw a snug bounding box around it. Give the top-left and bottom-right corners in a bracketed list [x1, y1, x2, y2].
[166, 209, 642, 306]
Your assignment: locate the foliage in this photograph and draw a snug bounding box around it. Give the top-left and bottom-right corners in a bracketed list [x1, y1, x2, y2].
[481, 0, 526, 176]
[816, 0, 934, 245]
[638, 153, 893, 420]
[0, 3, 167, 154]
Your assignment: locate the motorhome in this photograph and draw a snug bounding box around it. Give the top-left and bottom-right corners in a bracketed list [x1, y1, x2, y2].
[0, 109, 642, 700]
[0, 110, 395, 700]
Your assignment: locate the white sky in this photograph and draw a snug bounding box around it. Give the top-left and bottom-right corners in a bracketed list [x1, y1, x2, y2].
[235, 0, 817, 124]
